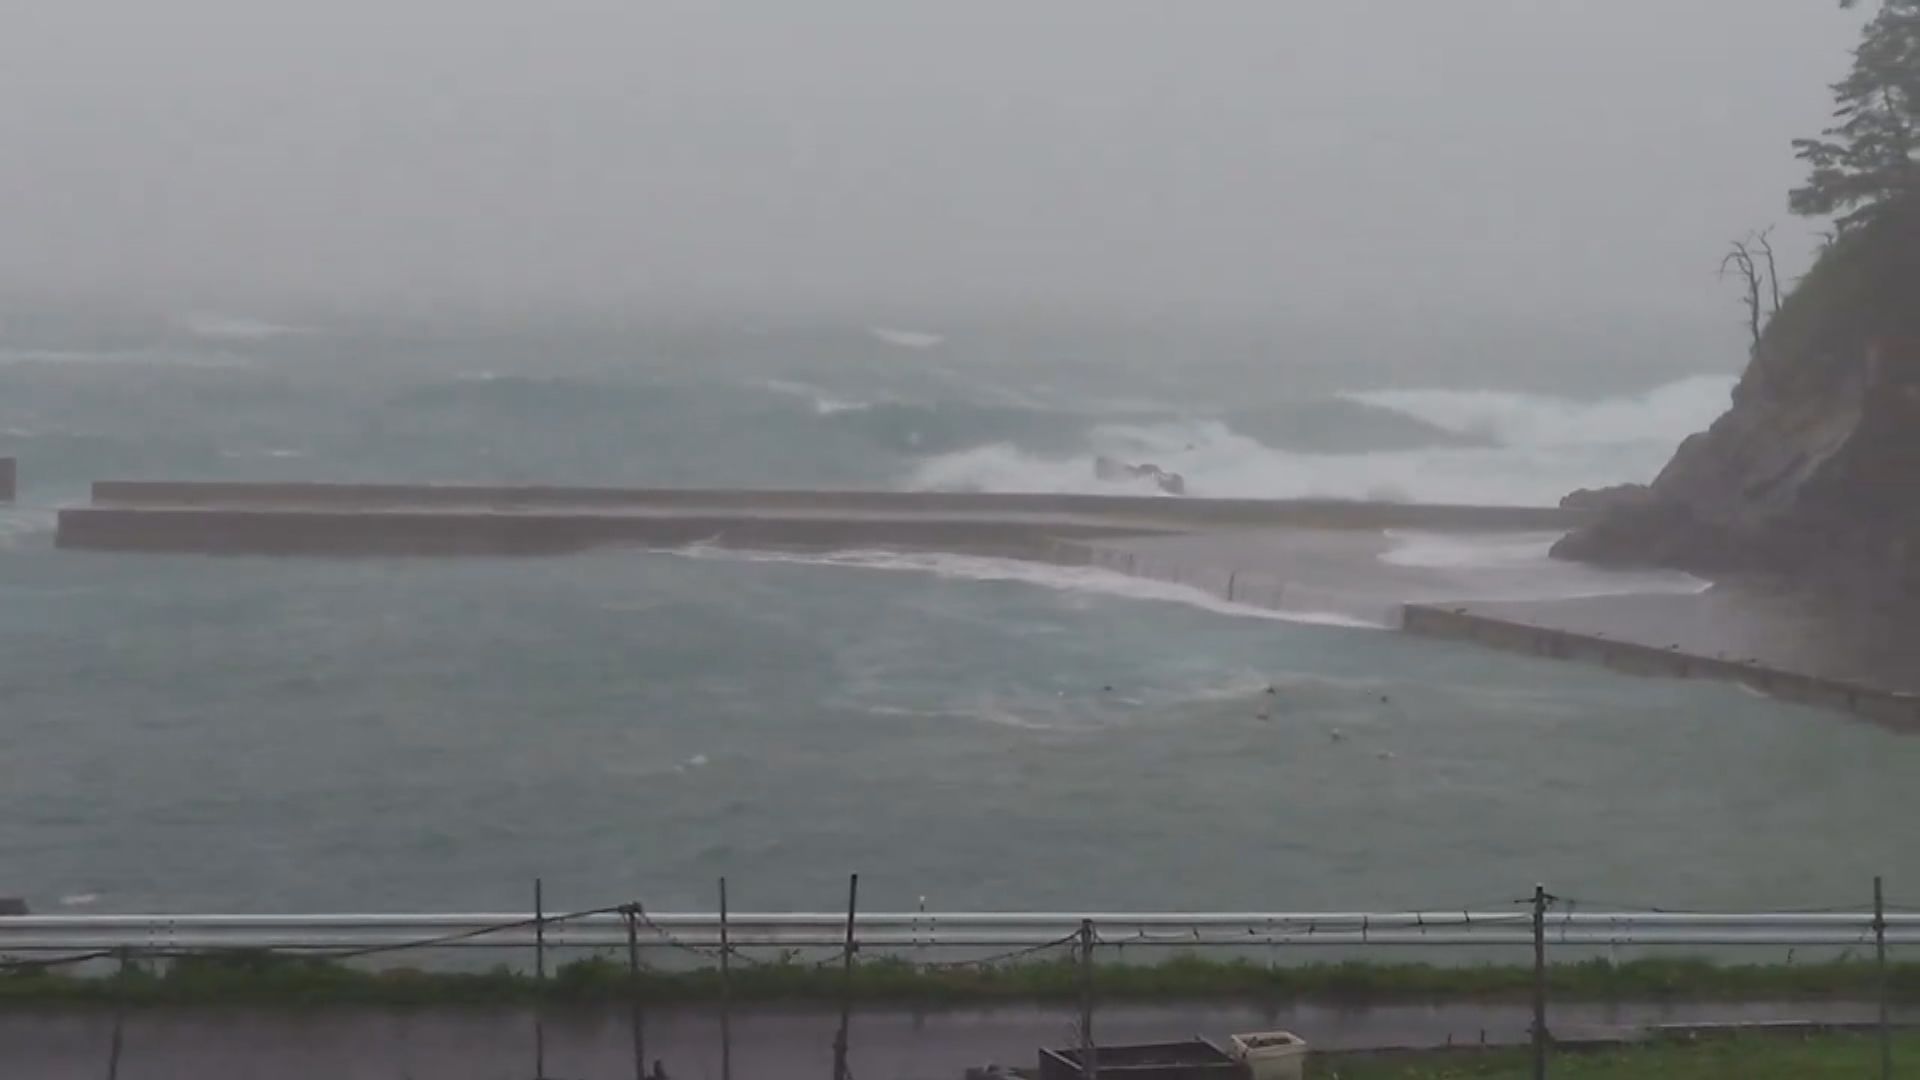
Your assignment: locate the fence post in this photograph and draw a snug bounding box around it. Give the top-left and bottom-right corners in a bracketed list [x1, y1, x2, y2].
[626, 908, 646, 1080]
[534, 877, 547, 1080]
[720, 877, 733, 1080]
[1531, 883, 1548, 1080]
[1876, 875, 1891, 1080]
[1079, 918, 1097, 1080]
[106, 948, 128, 1080]
[916, 895, 928, 968]
[832, 873, 860, 1080]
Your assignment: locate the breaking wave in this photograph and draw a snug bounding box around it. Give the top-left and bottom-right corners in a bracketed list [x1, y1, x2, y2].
[1343, 374, 1734, 448]
[177, 313, 312, 341]
[661, 546, 1381, 628]
[908, 376, 1734, 506]
[868, 327, 945, 349]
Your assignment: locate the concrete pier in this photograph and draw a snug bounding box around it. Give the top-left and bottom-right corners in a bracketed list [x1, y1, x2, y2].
[57, 481, 1579, 557]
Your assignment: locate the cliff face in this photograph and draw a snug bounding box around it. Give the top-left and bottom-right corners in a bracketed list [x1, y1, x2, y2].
[1552, 202, 1920, 594]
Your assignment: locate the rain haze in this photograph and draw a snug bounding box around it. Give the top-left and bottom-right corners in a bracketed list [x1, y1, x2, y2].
[0, 0, 1863, 325]
[16, 7, 1920, 1073]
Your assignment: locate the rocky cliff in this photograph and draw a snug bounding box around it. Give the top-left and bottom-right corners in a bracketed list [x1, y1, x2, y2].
[1552, 200, 1920, 595]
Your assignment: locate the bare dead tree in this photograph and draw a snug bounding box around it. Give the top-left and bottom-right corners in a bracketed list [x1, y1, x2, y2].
[1721, 239, 1764, 354]
[1755, 227, 1783, 316]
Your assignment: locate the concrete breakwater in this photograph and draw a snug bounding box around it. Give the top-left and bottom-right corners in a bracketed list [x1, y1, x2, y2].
[1401, 603, 1920, 726]
[57, 481, 1579, 557]
[56, 504, 1182, 558]
[1050, 530, 1920, 725]
[82, 480, 1580, 530]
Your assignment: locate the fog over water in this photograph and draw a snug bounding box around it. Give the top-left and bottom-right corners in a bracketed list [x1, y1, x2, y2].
[0, 0, 1858, 328]
[0, 3, 1896, 916]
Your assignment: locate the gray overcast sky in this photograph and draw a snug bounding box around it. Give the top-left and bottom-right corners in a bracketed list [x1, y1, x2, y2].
[0, 0, 1864, 321]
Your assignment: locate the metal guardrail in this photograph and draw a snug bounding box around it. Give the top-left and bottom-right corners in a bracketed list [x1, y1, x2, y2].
[2, 910, 1914, 955]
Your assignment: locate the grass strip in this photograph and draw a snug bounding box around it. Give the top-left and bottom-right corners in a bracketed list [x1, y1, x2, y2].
[5, 952, 1920, 1009]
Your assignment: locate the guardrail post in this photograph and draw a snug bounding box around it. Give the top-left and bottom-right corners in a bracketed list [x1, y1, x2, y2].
[832, 873, 860, 1080]
[1532, 884, 1548, 1080]
[626, 907, 646, 1080]
[719, 877, 733, 1080]
[1079, 918, 1098, 1080]
[1876, 876, 1891, 1080]
[106, 947, 128, 1080]
[916, 895, 927, 968]
[534, 877, 546, 1080]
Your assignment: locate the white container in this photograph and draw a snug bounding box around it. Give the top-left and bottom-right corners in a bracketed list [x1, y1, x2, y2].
[1229, 1031, 1308, 1080]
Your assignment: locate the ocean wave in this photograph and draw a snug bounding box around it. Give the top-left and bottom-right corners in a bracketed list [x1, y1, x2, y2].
[1380, 530, 1710, 601]
[908, 375, 1732, 506]
[868, 327, 945, 349]
[660, 545, 1380, 628]
[760, 378, 873, 416]
[0, 508, 58, 550]
[907, 435, 1679, 506]
[178, 313, 312, 341]
[1345, 374, 1735, 448]
[0, 347, 250, 370]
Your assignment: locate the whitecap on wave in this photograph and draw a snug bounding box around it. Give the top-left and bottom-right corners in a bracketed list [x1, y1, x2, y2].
[177, 313, 312, 341]
[906, 375, 1736, 507]
[661, 545, 1382, 629]
[868, 327, 945, 350]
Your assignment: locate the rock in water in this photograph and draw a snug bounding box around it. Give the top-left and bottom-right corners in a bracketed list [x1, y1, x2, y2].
[1093, 456, 1186, 496]
[1552, 200, 1920, 596]
[1559, 483, 1650, 512]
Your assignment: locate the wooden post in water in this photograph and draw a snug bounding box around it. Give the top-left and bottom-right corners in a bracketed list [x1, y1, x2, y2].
[719, 877, 733, 1080]
[1877, 876, 1891, 1080]
[1531, 884, 1548, 1080]
[534, 877, 546, 1080]
[832, 874, 860, 1080]
[1079, 918, 1097, 1080]
[626, 907, 647, 1080]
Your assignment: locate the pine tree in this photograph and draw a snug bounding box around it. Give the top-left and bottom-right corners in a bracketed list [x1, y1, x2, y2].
[1790, 0, 1920, 228]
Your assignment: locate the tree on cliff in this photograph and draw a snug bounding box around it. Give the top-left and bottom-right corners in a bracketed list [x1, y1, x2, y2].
[1791, 0, 1920, 228]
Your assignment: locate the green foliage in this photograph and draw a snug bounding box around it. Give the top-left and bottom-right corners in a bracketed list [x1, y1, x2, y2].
[1748, 194, 1920, 392]
[5, 953, 1920, 1009]
[1791, 0, 1920, 229]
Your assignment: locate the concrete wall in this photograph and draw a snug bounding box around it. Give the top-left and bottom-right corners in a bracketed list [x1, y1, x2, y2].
[88, 480, 1582, 532]
[1402, 604, 1920, 726]
[55, 507, 1161, 558]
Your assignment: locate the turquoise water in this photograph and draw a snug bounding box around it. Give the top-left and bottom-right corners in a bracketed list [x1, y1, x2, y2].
[1, 317, 1908, 916]
[3, 540, 1914, 917]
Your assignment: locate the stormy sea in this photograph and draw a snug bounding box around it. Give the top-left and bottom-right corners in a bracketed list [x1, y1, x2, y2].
[1, 312, 1905, 916]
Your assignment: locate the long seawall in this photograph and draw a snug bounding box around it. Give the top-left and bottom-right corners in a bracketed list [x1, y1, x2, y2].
[81, 481, 1580, 530]
[58, 481, 1580, 557]
[1400, 604, 1920, 726]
